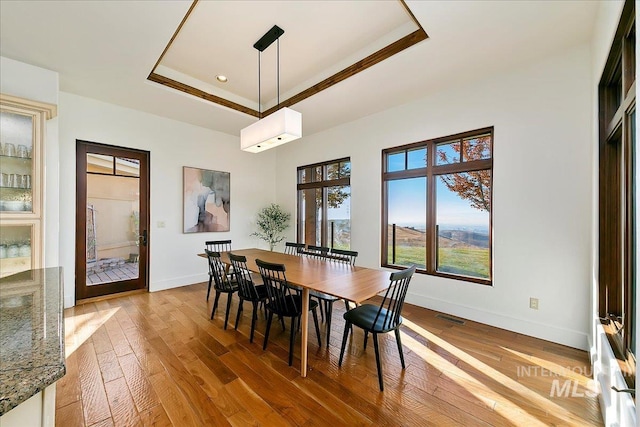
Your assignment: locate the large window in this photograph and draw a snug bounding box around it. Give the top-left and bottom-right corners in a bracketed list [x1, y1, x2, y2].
[598, 0, 635, 387]
[297, 158, 351, 249]
[382, 128, 493, 284]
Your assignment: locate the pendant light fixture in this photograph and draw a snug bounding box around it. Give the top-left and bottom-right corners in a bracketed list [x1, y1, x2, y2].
[241, 25, 302, 153]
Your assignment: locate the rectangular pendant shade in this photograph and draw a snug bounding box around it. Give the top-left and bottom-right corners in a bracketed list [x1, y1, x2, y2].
[240, 107, 302, 153]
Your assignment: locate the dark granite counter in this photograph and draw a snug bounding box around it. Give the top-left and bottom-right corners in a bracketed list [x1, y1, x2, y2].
[0, 268, 65, 416]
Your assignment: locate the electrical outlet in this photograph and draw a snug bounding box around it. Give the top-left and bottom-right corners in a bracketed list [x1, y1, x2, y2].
[529, 297, 539, 310]
[157, 221, 166, 228]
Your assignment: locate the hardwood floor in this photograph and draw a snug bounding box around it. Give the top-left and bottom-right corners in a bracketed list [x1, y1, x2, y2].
[56, 282, 602, 426]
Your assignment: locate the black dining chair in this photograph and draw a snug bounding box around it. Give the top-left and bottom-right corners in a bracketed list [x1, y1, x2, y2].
[229, 253, 268, 343]
[306, 245, 329, 259]
[284, 242, 305, 256]
[310, 248, 359, 347]
[256, 258, 322, 366]
[206, 249, 238, 330]
[338, 265, 416, 391]
[205, 240, 234, 301]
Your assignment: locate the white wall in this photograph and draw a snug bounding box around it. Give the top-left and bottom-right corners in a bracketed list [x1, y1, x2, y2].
[0, 57, 60, 270]
[58, 92, 277, 307]
[276, 42, 593, 350]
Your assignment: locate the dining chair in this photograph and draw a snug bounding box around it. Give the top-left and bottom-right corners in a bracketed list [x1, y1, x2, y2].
[310, 248, 359, 347]
[256, 258, 322, 366]
[229, 253, 268, 343]
[284, 242, 305, 256]
[306, 245, 329, 259]
[205, 240, 233, 300]
[338, 264, 416, 391]
[206, 249, 238, 330]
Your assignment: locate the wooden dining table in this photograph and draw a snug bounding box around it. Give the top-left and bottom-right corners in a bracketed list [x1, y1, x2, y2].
[200, 248, 392, 377]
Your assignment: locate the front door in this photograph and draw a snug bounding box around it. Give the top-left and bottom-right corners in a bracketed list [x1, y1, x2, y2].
[75, 140, 149, 301]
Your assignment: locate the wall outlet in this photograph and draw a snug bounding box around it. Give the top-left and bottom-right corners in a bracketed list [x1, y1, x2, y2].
[529, 297, 539, 310]
[157, 221, 166, 228]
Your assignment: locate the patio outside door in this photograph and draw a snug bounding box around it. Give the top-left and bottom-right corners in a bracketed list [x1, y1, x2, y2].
[75, 140, 150, 301]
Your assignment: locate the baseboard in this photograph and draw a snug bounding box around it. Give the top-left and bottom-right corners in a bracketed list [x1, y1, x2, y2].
[406, 292, 589, 350]
[150, 273, 207, 292]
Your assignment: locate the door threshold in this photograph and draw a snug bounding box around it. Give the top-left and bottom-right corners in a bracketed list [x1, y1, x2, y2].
[76, 288, 147, 305]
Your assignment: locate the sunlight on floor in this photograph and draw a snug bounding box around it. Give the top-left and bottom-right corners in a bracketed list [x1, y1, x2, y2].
[402, 318, 591, 426]
[64, 307, 119, 356]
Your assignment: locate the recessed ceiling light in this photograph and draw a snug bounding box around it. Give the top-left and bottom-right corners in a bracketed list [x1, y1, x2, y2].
[216, 75, 228, 83]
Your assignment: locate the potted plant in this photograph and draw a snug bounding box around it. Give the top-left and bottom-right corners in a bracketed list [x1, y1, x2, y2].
[251, 203, 291, 251]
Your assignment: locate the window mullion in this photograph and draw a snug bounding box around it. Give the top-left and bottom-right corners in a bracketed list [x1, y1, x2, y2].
[426, 143, 435, 273]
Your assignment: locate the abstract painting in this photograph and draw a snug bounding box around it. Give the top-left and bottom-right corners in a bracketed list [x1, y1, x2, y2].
[183, 166, 230, 233]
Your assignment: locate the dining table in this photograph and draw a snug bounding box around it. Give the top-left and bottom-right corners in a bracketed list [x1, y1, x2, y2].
[199, 248, 393, 377]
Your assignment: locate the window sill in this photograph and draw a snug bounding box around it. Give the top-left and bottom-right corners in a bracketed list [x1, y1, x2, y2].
[381, 263, 492, 286]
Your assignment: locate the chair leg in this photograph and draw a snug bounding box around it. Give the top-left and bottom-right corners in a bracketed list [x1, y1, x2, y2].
[211, 291, 221, 320]
[318, 298, 325, 322]
[312, 307, 321, 347]
[206, 275, 213, 301]
[394, 328, 405, 369]
[289, 317, 296, 366]
[250, 301, 258, 343]
[338, 321, 351, 366]
[235, 298, 244, 330]
[363, 331, 369, 350]
[372, 333, 384, 392]
[263, 311, 273, 350]
[224, 292, 233, 330]
[279, 315, 286, 331]
[325, 301, 333, 348]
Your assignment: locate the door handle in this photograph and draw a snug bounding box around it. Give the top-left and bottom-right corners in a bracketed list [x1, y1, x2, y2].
[140, 230, 148, 246]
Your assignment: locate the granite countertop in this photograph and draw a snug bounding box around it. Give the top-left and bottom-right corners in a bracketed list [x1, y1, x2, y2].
[0, 268, 65, 416]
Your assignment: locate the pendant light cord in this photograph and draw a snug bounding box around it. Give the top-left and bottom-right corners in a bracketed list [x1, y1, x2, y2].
[277, 38, 280, 107]
[258, 51, 261, 115]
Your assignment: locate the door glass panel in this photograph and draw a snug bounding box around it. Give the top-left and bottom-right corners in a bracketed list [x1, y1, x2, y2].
[0, 111, 34, 213]
[387, 177, 426, 267]
[86, 163, 140, 286]
[326, 186, 350, 249]
[115, 157, 140, 177]
[436, 172, 491, 279]
[87, 153, 113, 174]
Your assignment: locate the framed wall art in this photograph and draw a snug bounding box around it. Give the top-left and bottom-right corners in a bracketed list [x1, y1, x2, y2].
[183, 166, 230, 233]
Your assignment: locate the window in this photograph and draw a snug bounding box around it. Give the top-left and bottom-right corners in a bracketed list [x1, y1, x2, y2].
[297, 158, 351, 249]
[598, 0, 635, 387]
[382, 128, 493, 284]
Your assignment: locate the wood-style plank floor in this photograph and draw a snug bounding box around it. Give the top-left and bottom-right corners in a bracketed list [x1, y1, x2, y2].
[56, 281, 602, 426]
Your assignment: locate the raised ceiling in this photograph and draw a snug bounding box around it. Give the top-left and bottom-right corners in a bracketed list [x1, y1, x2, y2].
[151, 0, 425, 118]
[0, 1, 600, 139]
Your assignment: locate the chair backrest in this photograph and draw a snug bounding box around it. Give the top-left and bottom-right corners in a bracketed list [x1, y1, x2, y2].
[306, 245, 330, 259]
[205, 249, 235, 292]
[371, 265, 416, 330]
[229, 253, 260, 300]
[284, 242, 305, 256]
[205, 240, 232, 253]
[330, 248, 358, 265]
[256, 259, 298, 315]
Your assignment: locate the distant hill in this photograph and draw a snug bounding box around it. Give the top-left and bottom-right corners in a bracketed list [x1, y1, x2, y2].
[388, 225, 488, 249]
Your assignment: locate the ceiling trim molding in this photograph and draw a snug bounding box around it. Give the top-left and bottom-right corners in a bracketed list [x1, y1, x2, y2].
[147, 0, 428, 119]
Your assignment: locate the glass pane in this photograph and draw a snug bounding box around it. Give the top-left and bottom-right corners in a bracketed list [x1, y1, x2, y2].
[0, 111, 34, 213]
[339, 161, 351, 177]
[87, 153, 113, 174]
[0, 224, 33, 278]
[326, 186, 350, 250]
[299, 188, 323, 246]
[407, 148, 427, 169]
[435, 141, 461, 165]
[463, 135, 492, 161]
[631, 108, 636, 355]
[387, 177, 426, 267]
[298, 168, 306, 184]
[86, 174, 140, 286]
[313, 166, 322, 182]
[115, 157, 140, 177]
[326, 162, 339, 180]
[436, 171, 491, 279]
[387, 151, 405, 172]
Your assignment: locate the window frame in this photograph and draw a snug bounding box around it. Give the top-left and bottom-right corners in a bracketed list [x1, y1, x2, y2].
[381, 127, 494, 285]
[296, 157, 351, 248]
[598, 0, 636, 387]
